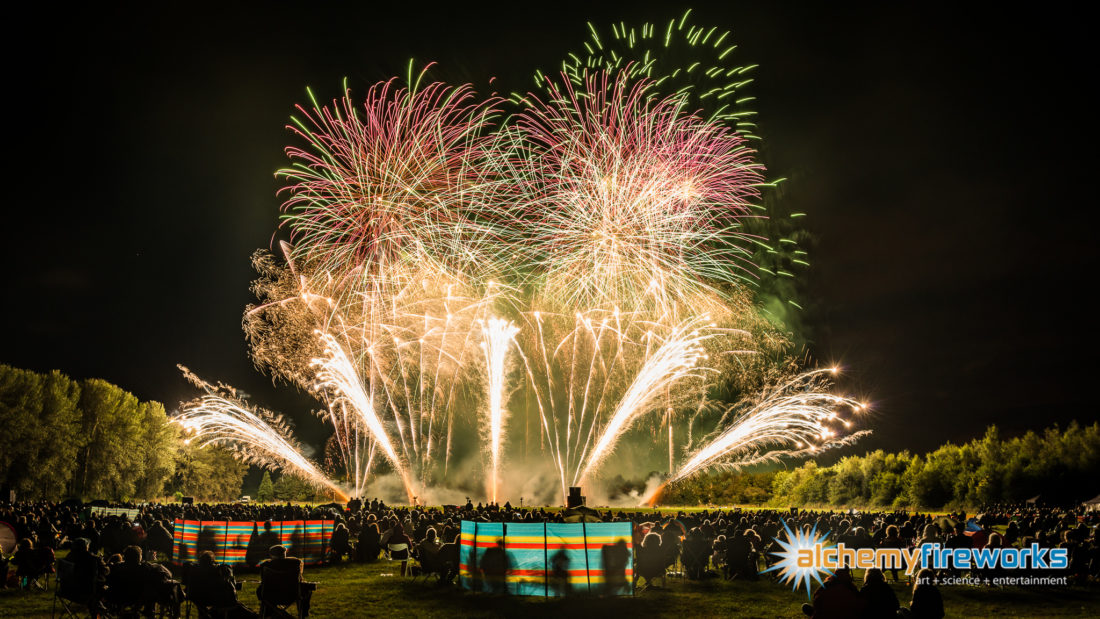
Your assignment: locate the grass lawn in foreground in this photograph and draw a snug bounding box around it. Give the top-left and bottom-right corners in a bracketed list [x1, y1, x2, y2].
[2, 554, 1097, 618]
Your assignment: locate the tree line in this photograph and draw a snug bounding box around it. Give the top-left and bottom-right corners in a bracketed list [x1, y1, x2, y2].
[0, 364, 246, 502]
[253, 470, 330, 503]
[658, 422, 1100, 509]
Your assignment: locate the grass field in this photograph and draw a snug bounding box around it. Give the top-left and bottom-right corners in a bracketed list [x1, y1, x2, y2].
[2, 554, 1097, 618]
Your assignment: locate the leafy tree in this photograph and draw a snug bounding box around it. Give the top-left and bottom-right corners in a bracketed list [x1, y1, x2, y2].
[73, 379, 145, 500]
[28, 370, 83, 499]
[256, 471, 275, 503]
[0, 364, 248, 501]
[171, 442, 247, 501]
[0, 365, 45, 497]
[273, 473, 321, 502]
[132, 401, 178, 499]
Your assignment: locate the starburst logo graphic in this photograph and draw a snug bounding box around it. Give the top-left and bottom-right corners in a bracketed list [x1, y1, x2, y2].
[763, 519, 834, 598]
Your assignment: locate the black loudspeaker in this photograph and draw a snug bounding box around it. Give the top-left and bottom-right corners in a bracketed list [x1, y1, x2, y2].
[181, 496, 194, 505]
[567, 486, 585, 508]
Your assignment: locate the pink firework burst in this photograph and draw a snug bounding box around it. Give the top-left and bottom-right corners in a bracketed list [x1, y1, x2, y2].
[279, 73, 501, 293]
[504, 69, 766, 314]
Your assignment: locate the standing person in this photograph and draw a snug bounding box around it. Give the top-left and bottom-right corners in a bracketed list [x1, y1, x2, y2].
[725, 530, 753, 580]
[12, 538, 38, 590]
[878, 525, 907, 582]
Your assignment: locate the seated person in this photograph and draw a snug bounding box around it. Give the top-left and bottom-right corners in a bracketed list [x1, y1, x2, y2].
[899, 568, 945, 619]
[355, 522, 381, 562]
[437, 541, 460, 585]
[384, 524, 411, 577]
[144, 520, 174, 558]
[257, 545, 315, 618]
[12, 536, 55, 590]
[106, 545, 180, 617]
[329, 523, 351, 563]
[635, 532, 666, 588]
[187, 551, 256, 618]
[682, 528, 710, 580]
[801, 567, 866, 619]
[417, 528, 442, 567]
[65, 537, 108, 601]
[860, 568, 899, 618]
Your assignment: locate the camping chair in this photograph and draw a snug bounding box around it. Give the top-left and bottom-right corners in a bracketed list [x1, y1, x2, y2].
[634, 548, 666, 591]
[258, 566, 304, 619]
[52, 558, 97, 619]
[438, 542, 459, 585]
[151, 576, 185, 619]
[182, 563, 245, 619]
[104, 584, 145, 619]
[660, 545, 684, 585]
[27, 546, 57, 591]
[104, 566, 181, 619]
[411, 547, 445, 584]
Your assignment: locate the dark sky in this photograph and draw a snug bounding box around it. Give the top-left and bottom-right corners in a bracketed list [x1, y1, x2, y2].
[4, 2, 1097, 458]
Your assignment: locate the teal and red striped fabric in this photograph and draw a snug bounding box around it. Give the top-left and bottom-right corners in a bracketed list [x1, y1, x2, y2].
[459, 520, 634, 596]
[170, 519, 334, 566]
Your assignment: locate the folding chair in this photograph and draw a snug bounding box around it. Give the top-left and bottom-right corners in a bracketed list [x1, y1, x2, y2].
[258, 566, 303, 619]
[52, 558, 96, 619]
[104, 585, 143, 619]
[25, 547, 57, 591]
[182, 564, 245, 619]
[634, 549, 665, 591]
[411, 548, 444, 584]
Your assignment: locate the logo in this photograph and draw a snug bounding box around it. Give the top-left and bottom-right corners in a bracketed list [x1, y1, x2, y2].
[765, 519, 1070, 597]
[763, 520, 834, 597]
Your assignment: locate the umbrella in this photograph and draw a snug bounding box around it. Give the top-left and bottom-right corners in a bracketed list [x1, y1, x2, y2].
[0, 521, 16, 554]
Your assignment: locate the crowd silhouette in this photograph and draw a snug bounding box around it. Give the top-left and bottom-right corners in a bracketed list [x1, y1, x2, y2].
[1, 498, 1097, 617]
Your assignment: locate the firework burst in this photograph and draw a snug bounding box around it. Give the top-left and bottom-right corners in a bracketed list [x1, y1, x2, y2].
[278, 71, 502, 304]
[177, 17, 871, 504]
[557, 9, 758, 130]
[499, 70, 765, 315]
[173, 367, 347, 500]
[480, 317, 520, 503]
[644, 368, 870, 505]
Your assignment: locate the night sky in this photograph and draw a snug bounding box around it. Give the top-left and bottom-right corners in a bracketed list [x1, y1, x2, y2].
[5, 3, 1097, 460]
